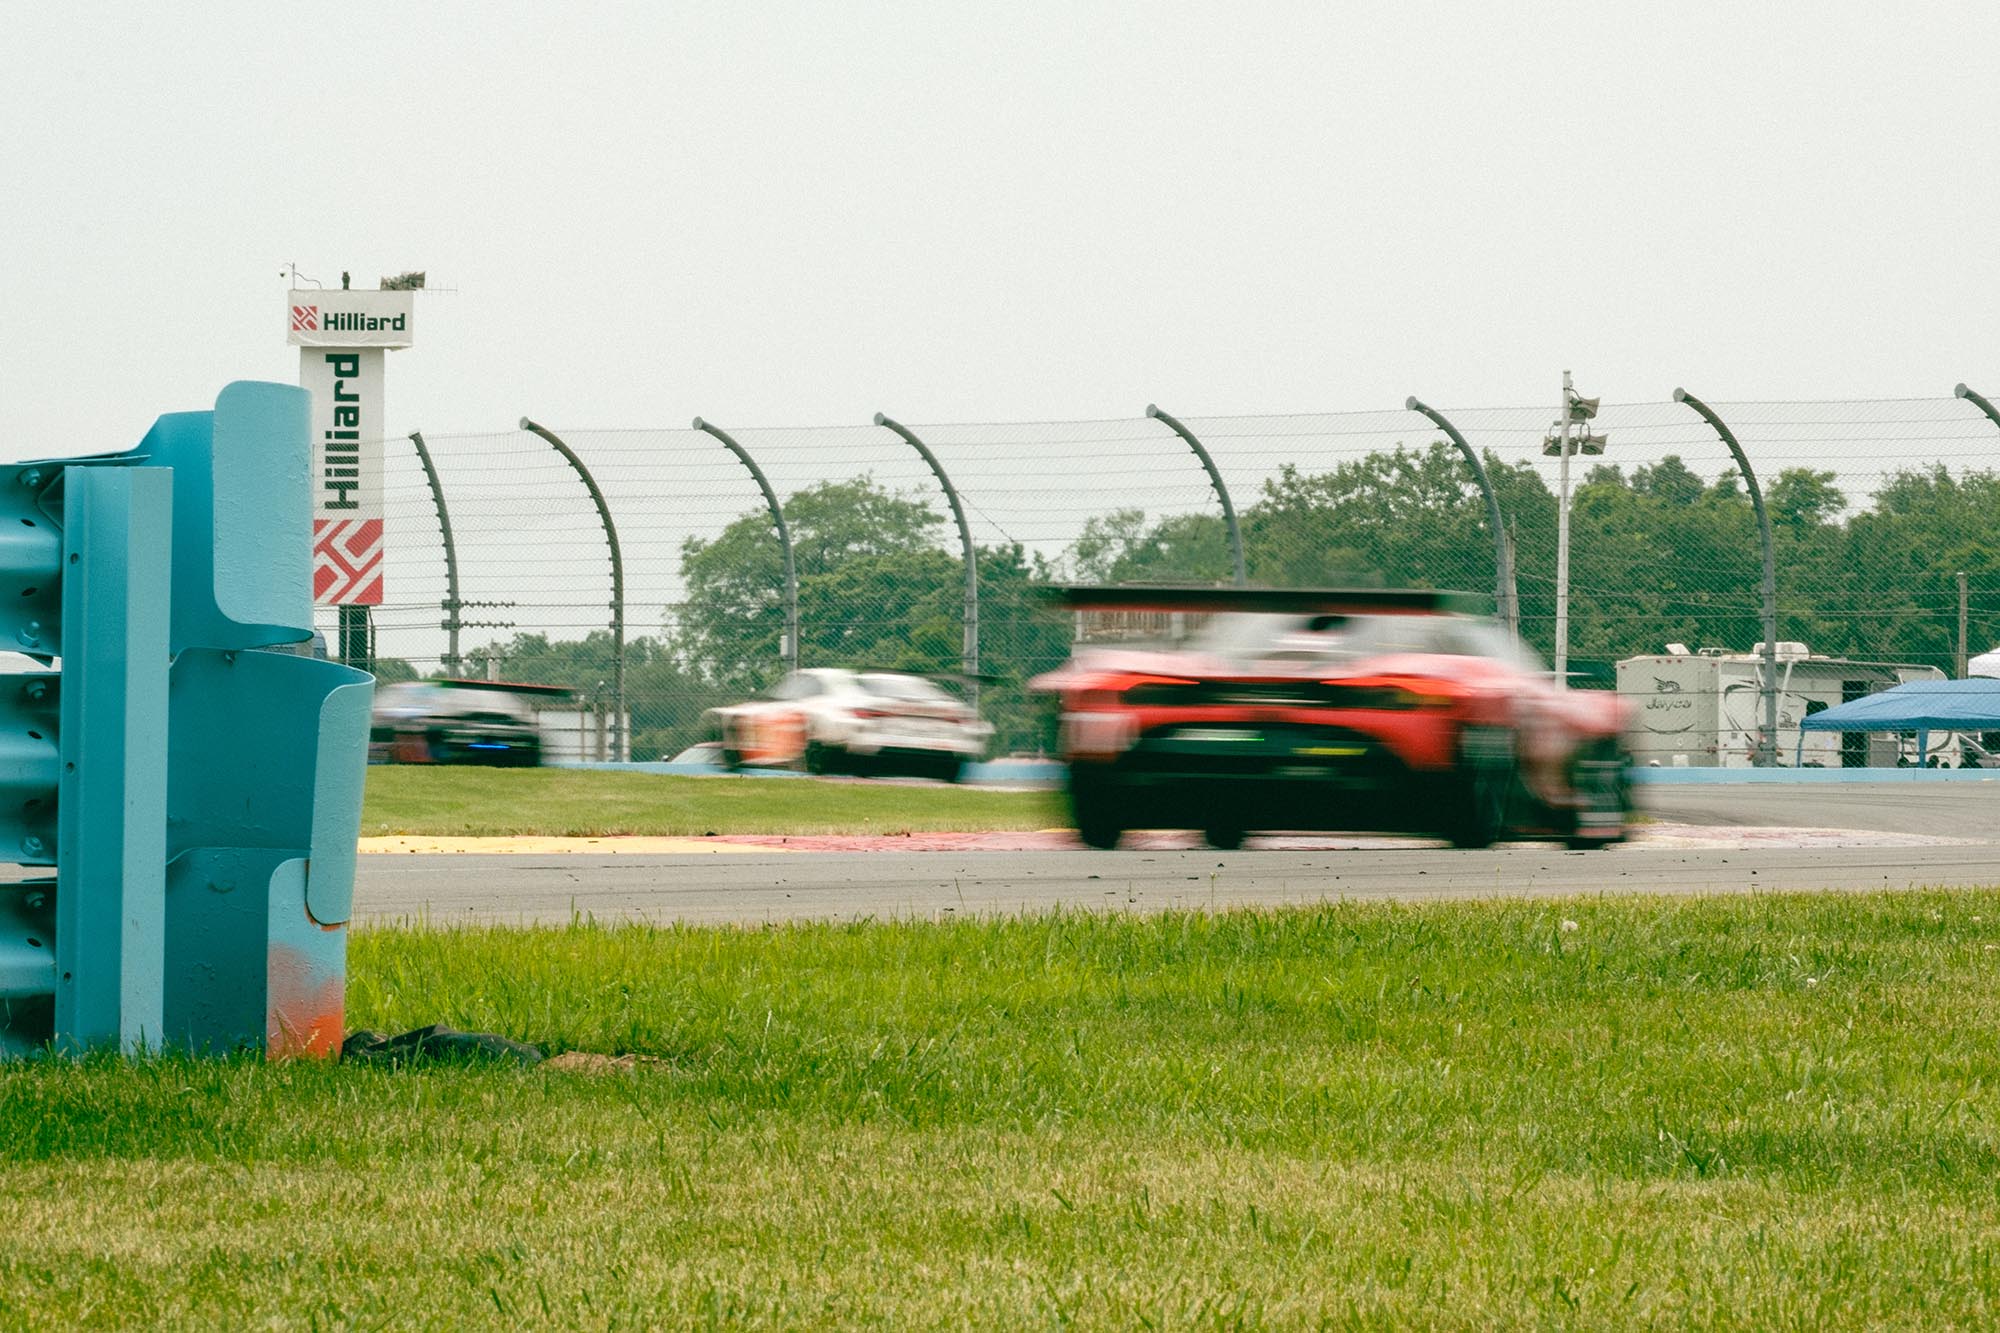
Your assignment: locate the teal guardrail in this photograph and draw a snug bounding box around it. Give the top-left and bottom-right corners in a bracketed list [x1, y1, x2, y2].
[0, 383, 373, 1060]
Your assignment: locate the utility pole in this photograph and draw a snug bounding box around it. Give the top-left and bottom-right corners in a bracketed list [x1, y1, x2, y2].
[1959, 571, 1970, 678]
[1506, 522, 1521, 637]
[1553, 372, 1575, 682]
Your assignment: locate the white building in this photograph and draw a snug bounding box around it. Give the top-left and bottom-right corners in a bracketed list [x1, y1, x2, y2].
[1617, 643, 1944, 768]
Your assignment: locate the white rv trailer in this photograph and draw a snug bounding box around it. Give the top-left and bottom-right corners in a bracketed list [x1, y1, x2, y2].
[1616, 643, 1946, 768]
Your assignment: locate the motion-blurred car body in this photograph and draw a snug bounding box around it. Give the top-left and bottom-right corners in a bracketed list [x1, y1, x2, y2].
[705, 668, 993, 780]
[369, 680, 545, 766]
[1035, 587, 1632, 849]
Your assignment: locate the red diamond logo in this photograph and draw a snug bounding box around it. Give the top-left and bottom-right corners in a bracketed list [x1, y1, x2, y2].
[313, 518, 383, 605]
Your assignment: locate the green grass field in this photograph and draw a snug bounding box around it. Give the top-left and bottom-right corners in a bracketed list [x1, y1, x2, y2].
[4, 890, 2000, 1327]
[361, 765, 1063, 837]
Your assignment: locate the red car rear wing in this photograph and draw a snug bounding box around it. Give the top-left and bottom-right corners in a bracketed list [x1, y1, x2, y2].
[426, 677, 577, 699]
[1051, 585, 1479, 615]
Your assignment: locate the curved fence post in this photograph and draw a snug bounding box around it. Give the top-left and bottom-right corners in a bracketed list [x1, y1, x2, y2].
[1958, 382, 2000, 433]
[1672, 389, 1778, 767]
[692, 418, 799, 674]
[406, 431, 463, 673]
[874, 413, 978, 704]
[1405, 397, 1516, 636]
[1960, 386, 2000, 678]
[1143, 404, 1246, 586]
[519, 418, 627, 761]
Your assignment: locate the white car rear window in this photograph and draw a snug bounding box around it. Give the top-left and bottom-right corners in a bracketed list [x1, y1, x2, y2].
[859, 673, 951, 701]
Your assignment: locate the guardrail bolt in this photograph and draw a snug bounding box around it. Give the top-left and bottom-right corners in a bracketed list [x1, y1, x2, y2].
[16, 469, 43, 490]
[20, 836, 46, 857]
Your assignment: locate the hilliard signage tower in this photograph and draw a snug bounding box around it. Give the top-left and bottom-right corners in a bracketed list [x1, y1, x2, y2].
[286, 281, 416, 666]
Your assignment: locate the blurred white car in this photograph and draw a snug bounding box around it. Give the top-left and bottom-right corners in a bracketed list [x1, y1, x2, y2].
[705, 668, 993, 780]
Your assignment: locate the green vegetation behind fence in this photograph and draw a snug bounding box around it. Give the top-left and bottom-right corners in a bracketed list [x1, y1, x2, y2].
[367, 404, 2000, 761]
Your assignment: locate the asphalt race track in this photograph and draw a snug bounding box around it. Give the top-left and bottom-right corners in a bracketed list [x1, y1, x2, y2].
[354, 781, 2000, 927]
[1640, 780, 2000, 839]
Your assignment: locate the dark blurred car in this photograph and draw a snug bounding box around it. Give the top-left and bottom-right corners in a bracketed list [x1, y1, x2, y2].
[369, 681, 544, 767]
[1033, 586, 1632, 850]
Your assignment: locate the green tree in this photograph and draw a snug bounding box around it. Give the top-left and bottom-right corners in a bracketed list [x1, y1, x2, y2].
[1768, 468, 1845, 534]
[1631, 455, 1705, 506]
[675, 477, 943, 691]
[673, 479, 1072, 756]
[1822, 467, 2000, 667]
[1762, 468, 1849, 655]
[1243, 444, 1499, 593]
[1069, 509, 1233, 584]
[969, 542, 1073, 755]
[1561, 461, 1764, 663]
[461, 630, 733, 761]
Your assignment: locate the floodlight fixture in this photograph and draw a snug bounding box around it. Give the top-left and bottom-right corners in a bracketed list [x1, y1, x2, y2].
[1541, 431, 1609, 457]
[1566, 394, 1600, 422]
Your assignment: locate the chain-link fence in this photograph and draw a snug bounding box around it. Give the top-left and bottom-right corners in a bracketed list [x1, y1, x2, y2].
[325, 387, 2000, 765]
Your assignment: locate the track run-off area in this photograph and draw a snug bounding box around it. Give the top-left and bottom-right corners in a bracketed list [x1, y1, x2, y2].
[354, 780, 2000, 926]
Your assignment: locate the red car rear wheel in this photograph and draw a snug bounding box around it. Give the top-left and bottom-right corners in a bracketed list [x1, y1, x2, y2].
[1564, 742, 1630, 849]
[1068, 766, 1126, 850]
[1443, 726, 1515, 849]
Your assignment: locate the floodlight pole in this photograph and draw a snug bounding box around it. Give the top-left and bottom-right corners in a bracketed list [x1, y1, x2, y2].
[1673, 388, 1778, 767]
[693, 418, 799, 674]
[1553, 371, 1578, 683]
[1405, 397, 1516, 636]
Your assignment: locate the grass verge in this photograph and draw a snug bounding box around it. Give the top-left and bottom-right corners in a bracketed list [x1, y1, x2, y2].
[361, 765, 1062, 837]
[4, 890, 2000, 1327]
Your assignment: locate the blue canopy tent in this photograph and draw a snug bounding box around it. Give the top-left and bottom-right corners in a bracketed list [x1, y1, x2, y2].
[1797, 678, 2000, 766]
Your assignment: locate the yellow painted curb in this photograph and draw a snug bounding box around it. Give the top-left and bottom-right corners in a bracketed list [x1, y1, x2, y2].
[358, 835, 791, 855]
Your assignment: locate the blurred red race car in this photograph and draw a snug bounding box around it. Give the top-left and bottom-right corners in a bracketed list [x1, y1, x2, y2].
[1033, 587, 1632, 850]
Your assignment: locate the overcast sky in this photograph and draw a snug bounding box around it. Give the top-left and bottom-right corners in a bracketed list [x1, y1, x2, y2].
[4, 2, 1997, 454]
